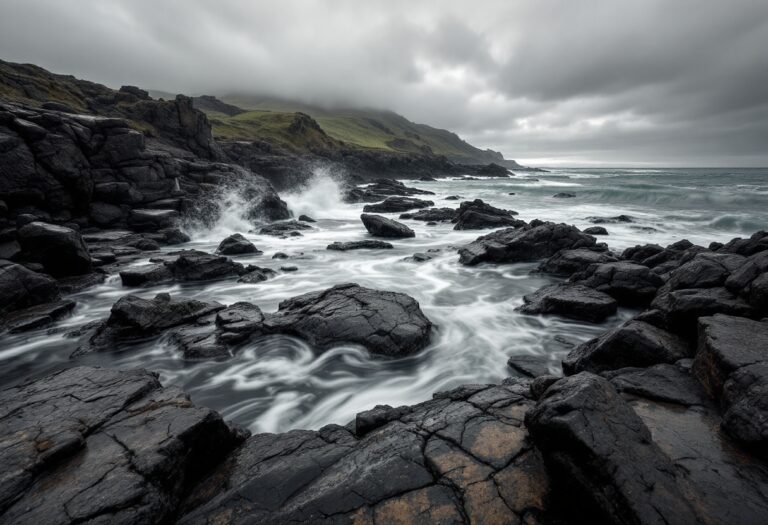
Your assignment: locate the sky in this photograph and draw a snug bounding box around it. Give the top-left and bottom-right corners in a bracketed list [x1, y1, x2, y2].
[2, 0, 767, 167]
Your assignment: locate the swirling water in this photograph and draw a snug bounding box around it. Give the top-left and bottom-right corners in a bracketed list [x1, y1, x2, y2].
[1, 167, 766, 433]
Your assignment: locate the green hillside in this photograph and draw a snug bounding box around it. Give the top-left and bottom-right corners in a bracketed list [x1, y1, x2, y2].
[201, 95, 519, 166]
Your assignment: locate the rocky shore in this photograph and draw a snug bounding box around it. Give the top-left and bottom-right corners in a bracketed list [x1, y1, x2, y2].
[1, 62, 767, 524]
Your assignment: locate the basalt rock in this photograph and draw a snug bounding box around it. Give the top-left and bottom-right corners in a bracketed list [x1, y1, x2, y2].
[582, 226, 607, 235]
[327, 240, 394, 251]
[452, 199, 523, 230]
[360, 214, 415, 238]
[237, 266, 277, 283]
[650, 287, 754, 336]
[459, 222, 596, 266]
[119, 250, 247, 286]
[563, 320, 690, 375]
[0, 366, 245, 525]
[362, 196, 434, 213]
[398, 207, 457, 222]
[17, 221, 92, 276]
[587, 214, 634, 224]
[570, 261, 663, 305]
[216, 233, 260, 255]
[716, 230, 768, 256]
[539, 248, 618, 277]
[517, 283, 618, 322]
[258, 220, 313, 237]
[0, 260, 59, 313]
[344, 179, 435, 203]
[1, 299, 76, 333]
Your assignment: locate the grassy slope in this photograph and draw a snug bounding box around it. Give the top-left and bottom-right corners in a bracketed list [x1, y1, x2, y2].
[208, 95, 510, 164]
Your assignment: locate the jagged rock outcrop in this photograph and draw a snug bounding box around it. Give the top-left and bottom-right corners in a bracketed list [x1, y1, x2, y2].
[459, 222, 595, 266]
[570, 261, 664, 305]
[539, 247, 617, 277]
[362, 196, 434, 213]
[119, 250, 248, 286]
[517, 283, 618, 322]
[399, 207, 457, 222]
[452, 199, 523, 230]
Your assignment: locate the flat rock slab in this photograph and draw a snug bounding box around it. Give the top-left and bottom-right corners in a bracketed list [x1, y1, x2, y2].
[1, 299, 76, 333]
[517, 282, 617, 322]
[327, 240, 394, 251]
[570, 261, 664, 305]
[179, 382, 551, 525]
[459, 222, 595, 266]
[362, 196, 434, 213]
[120, 249, 247, 286]
[399, 207, 457, 222]
[539, 247, 618, 277]
[0, 366, 244, 525]
[258, 220, 313, 236]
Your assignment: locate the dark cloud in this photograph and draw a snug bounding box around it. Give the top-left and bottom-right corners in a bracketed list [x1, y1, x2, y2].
[2, 0, 766, 166]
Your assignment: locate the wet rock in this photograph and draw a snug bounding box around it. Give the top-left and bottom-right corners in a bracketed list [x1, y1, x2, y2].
[258, 220, 313, 236]
[180, 383, 550, 525]
[588, 214, 634, 224]
[725, 250, 768, 314]
[552, 192, 575, 198]
[272, 252, 288, 259]
[403, 252, 432, 263]
[570, 261, 664, 305]
[74, 292, 223, 356]
[0, 366, 245, 525]
[563, 320, 689, 375]
[665, 252, 745, 291]
[716, 230, 768, 256]
[216, 233, 260, 255]
[444, 195, 462, 200]
[17, 221, 92, 276]
[327, 240, 393, 251]
[1, 299, 76, 333]
[360, 213, 415, 238]
[265, 283, 432, 356]
[398, 207, 456, 222]
[539, 247, 618, 277]
[583, 226, 608, 235]
[525, 373, 700, 525]
[507, 354, 552, 378]
[530, 375, 560, 398]
[459, 222, 595, 266]
[651, 287, 754, 336]
[280, 265, 298, 272]
[452, 199, 524, 230]
[344, 179, 435, 203]
[0, 260, 59, 313]
[128, 208, 179, 232]
[237, 266, 277, 283]
[298, 214, 316, 222]
[362, 196, 434, 213]
[622, 243, 664, 262]
[120, 250, 247, 286]
[606, 363, 710, 406]
[517, 283, 618, 322]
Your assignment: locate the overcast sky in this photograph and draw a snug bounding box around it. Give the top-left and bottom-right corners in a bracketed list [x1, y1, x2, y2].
[2, 0, 767, 166]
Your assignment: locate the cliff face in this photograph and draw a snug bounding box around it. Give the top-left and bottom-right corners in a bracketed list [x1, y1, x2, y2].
[0, 60, 288, 231]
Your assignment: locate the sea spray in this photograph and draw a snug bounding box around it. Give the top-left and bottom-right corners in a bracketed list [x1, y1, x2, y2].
[282, 165, 350, 220]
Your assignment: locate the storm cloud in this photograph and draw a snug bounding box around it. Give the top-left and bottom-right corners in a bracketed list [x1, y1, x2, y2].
[2, 0, 767, 166]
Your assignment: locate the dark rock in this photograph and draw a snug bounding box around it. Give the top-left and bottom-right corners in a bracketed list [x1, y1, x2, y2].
[665, 252, 745, 291]
[360, 214, 415, 238]
[716, 230, 768, 256]
[606, 363, 709, 406]
[583, 226, 608, 235]
[327, 240, 393, 251]
[297, 214, 316, 222]
[90, 201, 125, 226]
[539, 248, 618, 277]
[272, 252, 288, 259]
[525, 373, 700, 525]
[1, 299, 75, 333]
[0, 240, 21, 260]
[344, 178, 435, 203]
[552, 192, 575, 198]
[459, 222, 596, 266]
[265, 283, 432, 356]
[158, 227, 191, 245]
[258, 220, 313, 236]
[651, 287, 754, 336]
[622, 243, 664, 262]
[403, 252, 432, 263]
[563, 320, 689, 375]
[452, 199, 524, 230]
[128, 209, 179, 232]
[17, 221, 92, 276]
[280, 265, 298, 272]
[216, 233, 260, 255]
[517, 283, 618, 322]
[362, 196, 435, 213]
[530, 375, 560, 398]
[74, 292, 223, 356]
[120, 250, 246, 286]
[180, 383, 548, 525]
[444, 195, 462, 200]
[398, 207, 456, 222]
[588, 214, 634, 224]
[0, 366, 244, 525]
[725, 250, 768, 314]
[571, 261, 664, 305]
[507, 354, 552, 378]
[237, 266, 277, 283]
[0, 260, 59, 312]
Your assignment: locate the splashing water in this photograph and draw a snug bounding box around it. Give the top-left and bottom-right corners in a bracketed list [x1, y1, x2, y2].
[282, 165, 354, 220]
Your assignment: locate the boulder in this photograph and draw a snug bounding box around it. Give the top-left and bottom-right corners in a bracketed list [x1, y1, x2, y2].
[128, 209, 179, 232]
[343, 179, 435, 203]
[237, 266, 277, 283]
[1, 299, 76, 333]
[265, 283, 432, 356]
[539, 248, 618, 277]
[507, 354, 552, 378]
[0, 367, 244, 525]
[552, 192, 575, 198]
[651, 287, 754, 336]
[327, 240, 393, 251]
[362, 196, 434, 213]
[216, 233, 260, 255]
[403, 252, 432, 263]
[725, 250, 768, 314]
[17, 221, 92, 276]
[665, 252, 745, 291]
[360, 214, 415, 238]
[583, 226, 607, 235]
[525, 373, 700, 525]
[517, 283, 618, 322]
[73, 292, 223, 356]
[120, 250, 247, 286]
[570, 261, 663, 305]
[452, 199, 523, 230]
[258, 220, 313, 236]
[588, 214, 634, 224]
[459, 222, 596, 266]
[716, 230, 768, 256]
[398, 207, 457, 222]
[0, 260, 59, 313]
[563, 320, 689, 375]
[298, 214, 316, 222]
